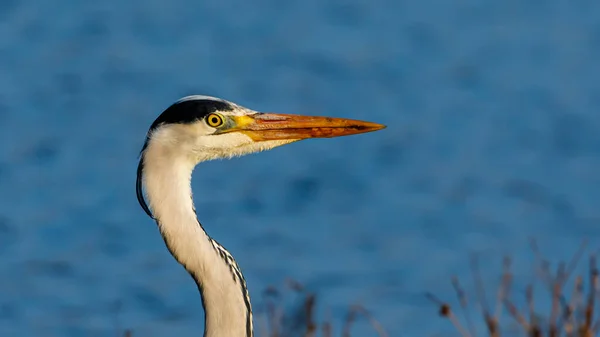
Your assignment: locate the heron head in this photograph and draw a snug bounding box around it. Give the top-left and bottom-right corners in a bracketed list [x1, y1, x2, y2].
[136, 95, 386, 218]
[140, 95, 386, 164]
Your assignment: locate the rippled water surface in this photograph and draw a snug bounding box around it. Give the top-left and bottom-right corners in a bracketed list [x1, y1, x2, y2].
[1, 1, 600, 336]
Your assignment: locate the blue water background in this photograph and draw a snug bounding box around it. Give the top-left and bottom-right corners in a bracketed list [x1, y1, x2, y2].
[1, 0, 600, 336]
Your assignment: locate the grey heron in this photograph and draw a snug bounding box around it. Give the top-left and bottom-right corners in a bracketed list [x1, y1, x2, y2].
[136, 95, 385, 337]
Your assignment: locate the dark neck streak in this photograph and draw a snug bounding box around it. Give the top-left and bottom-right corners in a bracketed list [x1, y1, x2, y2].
[156, 218, 253, 337]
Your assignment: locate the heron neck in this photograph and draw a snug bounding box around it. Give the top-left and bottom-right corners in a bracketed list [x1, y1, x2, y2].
[141, 144, 253, 337]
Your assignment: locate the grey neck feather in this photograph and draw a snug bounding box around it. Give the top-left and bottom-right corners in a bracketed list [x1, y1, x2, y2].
[139, 140, 253, 337]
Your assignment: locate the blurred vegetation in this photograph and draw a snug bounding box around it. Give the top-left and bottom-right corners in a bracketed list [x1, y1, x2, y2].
[254, 278, 388, 337]
[428, 239, 598, 337]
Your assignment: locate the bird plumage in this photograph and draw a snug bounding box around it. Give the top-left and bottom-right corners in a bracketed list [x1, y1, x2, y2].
[136, 96, 385, 337]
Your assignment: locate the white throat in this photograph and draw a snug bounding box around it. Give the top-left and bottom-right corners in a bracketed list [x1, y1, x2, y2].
[140, 131, 253, 337]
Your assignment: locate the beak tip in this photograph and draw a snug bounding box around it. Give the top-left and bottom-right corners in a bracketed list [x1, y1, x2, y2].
[368, 122, 386, 132]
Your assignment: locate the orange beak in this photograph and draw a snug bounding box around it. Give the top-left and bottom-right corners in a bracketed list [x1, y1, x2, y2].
[232, 113, 386, 141]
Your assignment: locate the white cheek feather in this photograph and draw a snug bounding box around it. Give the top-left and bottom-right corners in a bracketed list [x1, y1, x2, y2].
[193, 133, 297, 161]
[148, 123, 298, 164]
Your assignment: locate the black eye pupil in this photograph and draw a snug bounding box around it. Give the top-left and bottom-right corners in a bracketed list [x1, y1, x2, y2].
[210, 116, 220, 125]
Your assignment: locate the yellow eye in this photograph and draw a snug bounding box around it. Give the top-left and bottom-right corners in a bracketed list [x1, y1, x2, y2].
[206, 113, 224, 127]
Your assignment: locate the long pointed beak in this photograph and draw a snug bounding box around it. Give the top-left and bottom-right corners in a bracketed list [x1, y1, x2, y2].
[232, 113, 386, 141]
